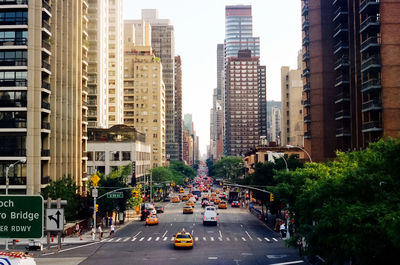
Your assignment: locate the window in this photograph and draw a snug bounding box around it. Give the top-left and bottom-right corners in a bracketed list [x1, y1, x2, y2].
[95, 152, 105, 161]
[122, 151, 131, 161]
[110, 151, 119, 161]
[87, 152, 93, 161]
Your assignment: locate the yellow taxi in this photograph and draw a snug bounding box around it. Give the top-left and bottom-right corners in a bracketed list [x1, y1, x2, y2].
[218, 201, 227, 209]
[174, 230, 194, 248]
[211, 192, 216, 197]
[172, 196, 180, 203]
[186, 201, 195, 208]
[215, 190, 220, 194]
[182, 195, 189, 201]
[214, 198, 221, 204]
[182, 206, 194, 214]
[145, 215, 159, 225]
[179, 187, 185, 193]
[210, 197, 215, 202]
[188, 193, 193, 198]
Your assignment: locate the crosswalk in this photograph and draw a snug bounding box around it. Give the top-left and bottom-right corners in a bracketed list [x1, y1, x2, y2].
[101, 236, 280, 243]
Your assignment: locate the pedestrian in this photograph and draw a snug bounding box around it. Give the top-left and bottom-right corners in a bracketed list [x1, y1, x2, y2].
[74, 223, 80, 236]
[79, 227, 83, 240]
[98, 225, 103, 240]
[280, 222, 286, 238]
[109, 224, 115, 238]
[91, 227, 96, 241]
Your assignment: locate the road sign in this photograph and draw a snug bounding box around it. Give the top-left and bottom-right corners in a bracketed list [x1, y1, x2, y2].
[0, 195, 43, 238]
[92, 188, 98, 198]
[45, 208, 64, 231]
[107, 192, 124, 199]
[91, 174, 100, 187]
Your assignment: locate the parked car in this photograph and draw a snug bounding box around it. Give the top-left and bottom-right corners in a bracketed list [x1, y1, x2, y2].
[155, 206, 164, 213]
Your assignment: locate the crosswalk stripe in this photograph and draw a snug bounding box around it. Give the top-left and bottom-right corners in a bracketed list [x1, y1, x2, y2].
[170, 237, 174, 241]
[264, 237, 270, 242]
[147, 237, 152, 241]
[242, 237, 247, 241]
[195, 237, 199, 241]
[123, 237, 130, 242]
[139, 237, 144, 241]
[116, 238, 121, 242]
[131, 237, 137, 242]
[234, 237, 238, 241]
[226, 237, 230, 241]
[101, 239, 108, 242]
[257, 237, 262, 241]
[163, 237, 167, 241]
[272, 238, 278, 241]
[218, 237, 222, 241]
[210, 237, 214, 241]
[155, 237, 160, 241]
[108, 238, 114, 242]
[203, 237, 206, 241]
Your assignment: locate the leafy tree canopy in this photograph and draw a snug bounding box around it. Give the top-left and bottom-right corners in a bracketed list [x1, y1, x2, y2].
[213, 156, 245, 180]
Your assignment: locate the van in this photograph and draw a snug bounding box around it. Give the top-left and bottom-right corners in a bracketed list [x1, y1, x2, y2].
[202, 207, 218, 226]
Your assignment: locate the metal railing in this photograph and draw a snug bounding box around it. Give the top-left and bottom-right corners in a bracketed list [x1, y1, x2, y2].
[42, 20, 51, 32]
[42, 0, 51, 12]
[361, 78, 381, 92]
[362, 99, 382, 111]
[41, 101, 50, 110]
[42, 81, 50, 90]
[360, 0, 380, 13]
[42, 40, 51, 51]
[362, 120, 381, 131]
[360, 16, 379, 33]
[335, 92, 349, 102]
[360, 36, 380, 51]
[42, 60, 51, 71]
[335, 109, 350, 118]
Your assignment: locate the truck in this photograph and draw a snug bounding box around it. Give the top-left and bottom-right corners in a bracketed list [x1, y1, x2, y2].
[228, 191, 239, 203]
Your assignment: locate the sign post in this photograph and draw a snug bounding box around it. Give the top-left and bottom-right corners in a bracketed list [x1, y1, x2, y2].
[91, 173, 100, 231]
[0, 195, 43, 250]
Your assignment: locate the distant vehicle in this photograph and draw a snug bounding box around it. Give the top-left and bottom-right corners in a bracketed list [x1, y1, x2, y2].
[202, 207, 218, 225]
[180, 187, 185, 193]
[191, 190, 202, 198]
[155, 206, 164, 213]
[145, 215, 159, 225]
[228, 191, 239, 203]
[140, 203, 156, 221]
[174, 230, 193, 249]
[231, 200, 240, 207]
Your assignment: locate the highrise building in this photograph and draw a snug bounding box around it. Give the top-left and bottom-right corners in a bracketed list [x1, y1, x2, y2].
[223, 5, 266, 156]
[217, 44, 224, 100]
[271, 107, 282, 145]
[281, 51, 304, 147]
[267, 101, 282, 143]
[87, 0, 124, 128]
[0, 0, 88, 194]
[122, 40, 166, 168]
[301, 0, 400, 161]
[139, 9, 179, 161]
[174, 56, 183, 161]
[209, 88, 223, 160]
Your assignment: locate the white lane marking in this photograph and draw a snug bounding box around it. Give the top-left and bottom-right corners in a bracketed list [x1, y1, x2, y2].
[241, 253, 254, 256]
[116, 238, 122, 242]
[226, 237, 230, 241]
[139, 237, 144, 241]
[234, 237, 238, 241]
[203, 237, 207, 241]
[210, 237, 214, 241]
[147, 237, 152, 241]
[163, 237, 168, 241]
[268, 261, 304, 265]
[240, 224, 243, 228]
[195, 237, 199, 241]
[108, 238, 114, 242]
[162, 230, 168, 238]
[155, 237, 160, 241]
[101, 239, 109, 242]
[257, 237, 262, 241]
[191, 230, 194, 235]
[218, 237, 222, 241]
[170, 224, 173, 226]
[245, 231, 253, 240]
[241, 237, 247, 241]
[264, 237, 270, 242]
[133, 231, 142, 238]
[272, 237, 278, 241]
[131, 237, 137, 242]
[171, 237, 174, 241]
[208, 257, 218, 260]
[41, 241, 100, 256]
[123, 237, 130, 242]
[219, 230, 222, 238]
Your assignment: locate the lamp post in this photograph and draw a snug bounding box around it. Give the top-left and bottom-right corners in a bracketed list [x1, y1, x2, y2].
[267, 151, 289, 172]
[4, 158, 26, 250]
[286, 145, 312, 163]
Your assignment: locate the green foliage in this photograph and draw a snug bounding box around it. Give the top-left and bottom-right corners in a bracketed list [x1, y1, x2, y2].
[128, 184, 142, 209]
[41, 176, 80, 221]
[206, 158, 214, 176]
[151, 161, 196, 186]
[169, 160, 196, 180]
[213, 156, 245, 180]
[270, 138, 400, 264]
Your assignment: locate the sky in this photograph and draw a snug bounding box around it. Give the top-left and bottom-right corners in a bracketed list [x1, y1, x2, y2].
[123, 0, 302, 156]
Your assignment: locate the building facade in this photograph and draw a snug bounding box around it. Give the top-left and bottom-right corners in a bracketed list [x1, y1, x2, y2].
[271, 106, 281, 145]
[302, 0, 400, 161]
[0, 0, 87, 194]
[281, 51, 304, 147]
[123, 43, 166, 168]
[174, 56, 183, 161]
[87, 125, 150, 183]
[87, 0, 124, 128]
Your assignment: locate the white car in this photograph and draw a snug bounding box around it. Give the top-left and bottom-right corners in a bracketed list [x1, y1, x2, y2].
[202, 207, 218, 226]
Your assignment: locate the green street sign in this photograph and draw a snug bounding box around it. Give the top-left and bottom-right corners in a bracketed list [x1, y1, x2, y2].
[107, 192, 124, 199]
[0, 195, 43, 239]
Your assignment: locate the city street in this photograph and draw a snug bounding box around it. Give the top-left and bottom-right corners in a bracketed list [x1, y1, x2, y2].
[36, 191, 304, 265]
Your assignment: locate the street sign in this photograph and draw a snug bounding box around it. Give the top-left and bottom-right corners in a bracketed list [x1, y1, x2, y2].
[0, 195, 43, 239]
[91, 174, 100, 187]
[45, 208, 64, 231]
[92, 188, 98, 198]
[107, 192, 124, 199]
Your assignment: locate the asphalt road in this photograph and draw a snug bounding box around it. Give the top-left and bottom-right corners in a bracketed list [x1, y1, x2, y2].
[36, 190, 305, 265]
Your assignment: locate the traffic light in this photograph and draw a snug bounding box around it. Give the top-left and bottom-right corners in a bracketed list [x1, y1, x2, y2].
[132, 191, 137, 200]
[96, 204, 99, 212]
[269, 193, 274, 202]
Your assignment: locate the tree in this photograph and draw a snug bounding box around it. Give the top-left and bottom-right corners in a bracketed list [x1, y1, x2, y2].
[270, 138, 400, 264]
[41, 176, 80, 221]
[206, 158, 214, 176]
[169, 160, 196, 180]
[213, 156, 245, 180]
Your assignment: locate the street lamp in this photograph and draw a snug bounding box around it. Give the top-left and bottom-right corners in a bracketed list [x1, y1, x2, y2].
[286, 145, 312, 163]
[267, 151, 289, 172]
[5, 158, 26, 195]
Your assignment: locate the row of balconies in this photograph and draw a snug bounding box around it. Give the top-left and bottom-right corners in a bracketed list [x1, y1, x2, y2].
[359, 0, 380, 14]
[361, 55, 381, 73]
[360, 16, 380, 33]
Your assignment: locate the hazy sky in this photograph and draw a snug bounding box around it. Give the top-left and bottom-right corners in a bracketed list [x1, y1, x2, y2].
[123, 0, 302, 156]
